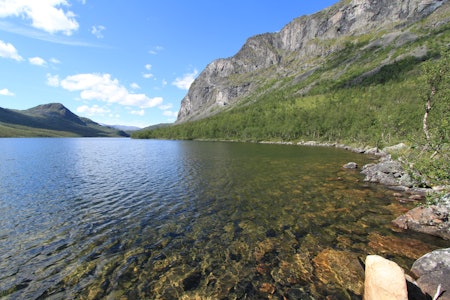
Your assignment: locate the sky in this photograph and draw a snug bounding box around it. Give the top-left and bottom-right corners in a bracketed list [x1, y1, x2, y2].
[0, 0, 338, 128]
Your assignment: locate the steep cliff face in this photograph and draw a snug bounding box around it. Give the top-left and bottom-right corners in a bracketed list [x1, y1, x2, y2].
[177, 0, 447, 123]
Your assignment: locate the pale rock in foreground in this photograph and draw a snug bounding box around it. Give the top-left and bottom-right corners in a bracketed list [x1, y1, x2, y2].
[364, 255, 408, 300]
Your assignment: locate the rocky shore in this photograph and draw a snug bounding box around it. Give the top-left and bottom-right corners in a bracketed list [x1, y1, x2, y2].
[263, 140, 450, 298]
[340, 142, 450, 299]
[293, 140, 450, 240]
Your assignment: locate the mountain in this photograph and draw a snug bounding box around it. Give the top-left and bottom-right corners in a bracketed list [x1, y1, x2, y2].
[176, 0, 449, 123]
[0, 103, 129, 137]
[106, 125, 142, 132]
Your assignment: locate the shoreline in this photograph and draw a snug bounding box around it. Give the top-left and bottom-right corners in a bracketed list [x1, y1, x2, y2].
[256, 139, 449, 239]
[258, 139, 450, 298]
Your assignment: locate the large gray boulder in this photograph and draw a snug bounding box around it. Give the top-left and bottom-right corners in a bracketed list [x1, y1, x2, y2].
[361, 156, 414, 187]
[411, 248, 450, 300]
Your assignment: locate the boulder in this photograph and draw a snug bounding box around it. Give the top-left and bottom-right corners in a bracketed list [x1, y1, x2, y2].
[392, 205, 450, 240]
[411, 248, 450, 300]
[364, 255, 408, 300]
[343, 162, 358, 169]
[361, 157, 414, 187]
[383, 143, 408, 153]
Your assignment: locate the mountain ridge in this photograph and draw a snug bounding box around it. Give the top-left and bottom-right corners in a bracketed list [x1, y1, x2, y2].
[0, 103, 129, 137]
[176, 0, 449, 123]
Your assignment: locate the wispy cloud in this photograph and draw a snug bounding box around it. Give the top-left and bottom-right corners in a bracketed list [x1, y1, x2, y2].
[149, 46, 164, 55]
[143, 64, 153, 79]
[159, 103, 173, 110]
[0, 40, 23, 61]
[49, 57, 61, 64]
[29, 56, 46, 66]
[0, 21, 103, 47]
[76, 104, 111, 116]
[130, 109, 145, 116]
[130, 82, 140, 90]
[159, 103, 177, 120]
[46, 73, 60, 87]
[91, 25, 106, 39]
[51, 72, 163, 108]
[163, 110, 178, 118]
[0, 88, 14, 96]
[172, 69, 198, 90]
[0, 0, 79, 35]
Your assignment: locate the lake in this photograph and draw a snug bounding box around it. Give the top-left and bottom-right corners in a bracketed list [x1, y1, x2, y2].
[0, 138, 445, 299]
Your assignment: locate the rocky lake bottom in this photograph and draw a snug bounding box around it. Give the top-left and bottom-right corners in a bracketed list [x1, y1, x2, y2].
[0, 138, 448, 299]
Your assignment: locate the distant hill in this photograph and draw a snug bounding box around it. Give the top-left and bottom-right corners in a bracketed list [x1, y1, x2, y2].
[141, 123, 171, 131]
[105, 124, 142, 132]
[0, 103, 129, 137]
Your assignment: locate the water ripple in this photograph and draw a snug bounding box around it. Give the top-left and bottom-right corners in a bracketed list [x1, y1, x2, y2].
[0, 139, 446, 299]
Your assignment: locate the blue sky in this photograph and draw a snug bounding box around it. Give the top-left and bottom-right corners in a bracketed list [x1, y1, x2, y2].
[0, 0, 337, 128]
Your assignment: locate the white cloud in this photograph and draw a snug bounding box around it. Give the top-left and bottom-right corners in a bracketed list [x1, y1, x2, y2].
[130, 109, 145, 116]
[149, 46, 163, 55]
[49, 57, 61, 64]
[0, 40, 23, 61]
[0, 88, 14, 96]
[76, 104, 110, 115]
[159, 103, 173, 110]
[142, 64, 153, 79]
[29, 56, 46, 66]
[58, 73, 163, 108]
[0, 0, 79, 35]
[130, 82, 140, 90]
[91, 25, 105, 39]
[46, 73, 60, 87]
[163, 110, 178, 118]
[172, 69, 198, 90]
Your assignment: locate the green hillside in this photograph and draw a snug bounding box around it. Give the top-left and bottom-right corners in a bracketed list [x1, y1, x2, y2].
[133, 25, 449, 144]
[133, 15, 450, 185]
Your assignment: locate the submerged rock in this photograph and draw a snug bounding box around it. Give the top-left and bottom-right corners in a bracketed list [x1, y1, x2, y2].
[364, 255, 408, 300]
[368, 232, 435, 260]
[313, 248, 364, 296]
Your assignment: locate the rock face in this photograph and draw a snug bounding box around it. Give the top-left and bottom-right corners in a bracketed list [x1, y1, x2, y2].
[176, 0, 447, 122]
[411, 248, 450, 300]
[364, 255, 408, 300]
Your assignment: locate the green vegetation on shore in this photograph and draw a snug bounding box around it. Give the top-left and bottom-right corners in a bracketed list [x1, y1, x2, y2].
[133, 25, 450, 186]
